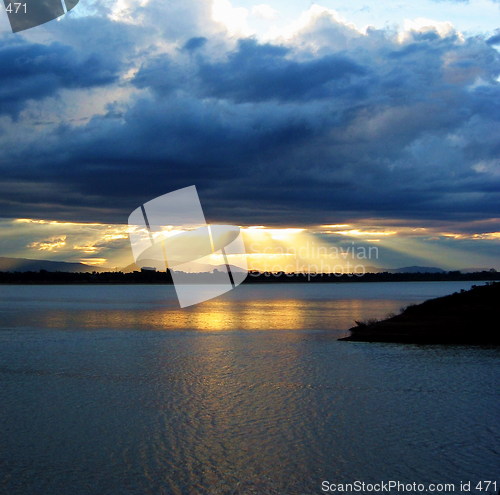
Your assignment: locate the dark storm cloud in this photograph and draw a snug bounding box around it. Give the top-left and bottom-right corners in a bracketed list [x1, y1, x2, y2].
[183, 36, 208, 51]
[133, 38, 368, 102]
[196, 39, 367, 102]
[487, 30, 500, 45]
[0, 39, 122, 116]
[0, 7, 499, 229]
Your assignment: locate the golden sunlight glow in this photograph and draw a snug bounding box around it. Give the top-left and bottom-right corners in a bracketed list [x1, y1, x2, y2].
[319, 224, 351, 229]
[472, 232, 500, 240]
[15, 218, 105, 227]
[333, 229, 397, 237]
[241, 227, 375, 273]
[79, 258, 108, 266]
[7, 218, 500, 272]
[73, 244, 101, 254]
[242, 227, 305, 241]
[28, 235, 67, 251]
[11, 218, 130, 267]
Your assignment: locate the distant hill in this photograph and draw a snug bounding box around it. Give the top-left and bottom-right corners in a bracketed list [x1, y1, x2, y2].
[360, 265, 446, 274]
[386, 266, 446, 274]
[341, 282, 500, 344]
[0, 257, 107, 273]
[459, 267, 497, 274]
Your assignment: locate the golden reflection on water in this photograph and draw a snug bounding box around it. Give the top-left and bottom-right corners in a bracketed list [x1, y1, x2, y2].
[147, 322, 314, 490]
[186, 299, 306, 331]
[37, 298, 405, 332]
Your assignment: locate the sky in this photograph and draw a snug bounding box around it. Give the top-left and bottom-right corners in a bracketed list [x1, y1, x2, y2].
[0, 0, 499, 271]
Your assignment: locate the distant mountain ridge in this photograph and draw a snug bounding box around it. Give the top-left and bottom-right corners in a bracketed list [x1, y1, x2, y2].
[0, 257, 107, 273]
[385, 266, 446, 273]
[361, 265, 445, 274]
[362, 265, 496, 274]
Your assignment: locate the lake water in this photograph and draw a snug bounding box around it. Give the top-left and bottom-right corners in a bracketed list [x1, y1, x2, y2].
[0, 282, 498, 494]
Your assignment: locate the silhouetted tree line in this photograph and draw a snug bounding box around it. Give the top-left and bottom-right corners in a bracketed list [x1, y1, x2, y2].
[244, 270, 499, 283]
[0, 269, 498, 284]
[0, 269, 174, 284]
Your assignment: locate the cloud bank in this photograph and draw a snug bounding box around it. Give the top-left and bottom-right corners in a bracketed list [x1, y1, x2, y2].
[0, 1, 498, 236]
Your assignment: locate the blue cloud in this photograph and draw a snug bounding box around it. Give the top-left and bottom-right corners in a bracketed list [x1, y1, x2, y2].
[183, 36, 207, 51]
[0, 40, 122, 116]
[196, 39, 367, 102]
[487, 30, 500, 45]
